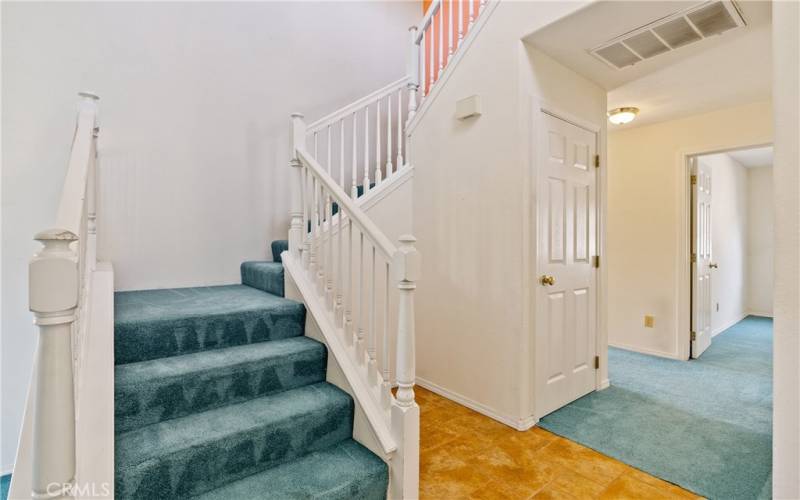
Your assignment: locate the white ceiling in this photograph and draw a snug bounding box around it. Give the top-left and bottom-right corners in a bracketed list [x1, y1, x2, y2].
[725, 145, 773, 168]
[525, 1, 772, 128]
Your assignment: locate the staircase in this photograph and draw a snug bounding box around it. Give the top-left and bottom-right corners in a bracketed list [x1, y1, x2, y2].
[11, 1, 496, 498]
[114, 241, 389, 499]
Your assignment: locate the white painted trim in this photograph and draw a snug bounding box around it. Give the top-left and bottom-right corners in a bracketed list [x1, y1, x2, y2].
[307, 77, 410, 133]
[1, 467, 12, 477]
[608, 341, 682, 360]
[357, 164, 414, 212]
[747, 311, 773, 318]
[415, 377, 537, 431]
[282, 252, 398, 454]
[406, 1, 501, 137]
[599, 378, 610, 390]
[677, 141, 773, 361]
[712, 312, 749, 337]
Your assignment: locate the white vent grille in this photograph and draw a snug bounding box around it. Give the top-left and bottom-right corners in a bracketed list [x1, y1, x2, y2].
[590, 0, 746, 70]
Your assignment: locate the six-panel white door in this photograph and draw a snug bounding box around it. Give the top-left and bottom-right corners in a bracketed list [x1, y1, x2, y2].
[535, 111, 598, 418]
[691, 158, 713, 358]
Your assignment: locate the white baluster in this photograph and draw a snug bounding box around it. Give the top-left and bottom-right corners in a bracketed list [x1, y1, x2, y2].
[386, 94, 393, 178]
[309, 175, 318, 278]
[381, 260, 392, 411]
[397, 89, 404, 168]
[458, 0, 464, 44]
[363, 106, 370, 196]
[316, 181, 325, 294]
[325, 185, 334, 310]
[480, 0, 486, 9]
[438, 3, 444, 77]
[326, 124, 332, 175]
[429, 23, 435, 90]
[368, 245, 378, 385]
[289, 113, 306, 256]
[408, 26, 420, 123]
[448, 0, 454, 57]
[344, 210, 354, 340]
[301, 165, 310, 269]
[351, 112, 358, 199]
[314, 131, 318, 159]
[469, 0, 475, 28]
[357, 231, 366, 363]
[29, 230, 79, 500]
[375, 98, 382, 185]
[339, 120, 345, 191]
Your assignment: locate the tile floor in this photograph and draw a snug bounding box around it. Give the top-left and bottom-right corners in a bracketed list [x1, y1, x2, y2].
[417, 386, 702, 499]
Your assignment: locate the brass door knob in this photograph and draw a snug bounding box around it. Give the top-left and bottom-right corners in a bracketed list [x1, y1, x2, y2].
[540, 275, 556, 286]
[709, 263, 719, 269]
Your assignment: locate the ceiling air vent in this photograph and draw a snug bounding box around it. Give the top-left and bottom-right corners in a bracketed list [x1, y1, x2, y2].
[590, 0, 746, 70]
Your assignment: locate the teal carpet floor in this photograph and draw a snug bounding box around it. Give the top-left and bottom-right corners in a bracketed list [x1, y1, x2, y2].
[540, 316, 772, 499]
[1, 474, 9, 500]
[114, 240, 388, 499]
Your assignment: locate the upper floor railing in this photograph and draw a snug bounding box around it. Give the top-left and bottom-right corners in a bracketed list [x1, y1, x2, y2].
[27, 92, 99, 499]
[411, 0, 490, 98]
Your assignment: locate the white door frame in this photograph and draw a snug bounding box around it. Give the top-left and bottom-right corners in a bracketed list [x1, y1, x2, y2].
[528, 97, 607, 421]
[676, 141, 772, 361]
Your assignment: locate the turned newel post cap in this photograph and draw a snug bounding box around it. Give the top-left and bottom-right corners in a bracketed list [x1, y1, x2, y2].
[291, 112, 304, 119]
[393, 235, 421, 283]
[30, 229, 79, 314]
[408, 25, 418, 32]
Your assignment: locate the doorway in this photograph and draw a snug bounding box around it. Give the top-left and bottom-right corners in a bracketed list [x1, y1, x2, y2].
[688, 145, 774, 358]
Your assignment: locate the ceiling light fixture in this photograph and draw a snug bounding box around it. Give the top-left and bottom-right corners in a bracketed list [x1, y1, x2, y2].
[608, 107, 639, 125]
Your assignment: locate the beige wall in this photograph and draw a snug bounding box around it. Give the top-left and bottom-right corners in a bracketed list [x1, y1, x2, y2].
[746, 166, 774, 317]
[409, 1, 604, 427]
[702, 153, 748, 335]
[607, 101, 772, 359]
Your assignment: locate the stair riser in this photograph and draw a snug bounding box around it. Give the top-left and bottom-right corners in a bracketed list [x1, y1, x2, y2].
[115, 308, 305, 365]
[115, 398, 354, 500]
[241, 263, 285, 297]
[115, 348, 327, 433]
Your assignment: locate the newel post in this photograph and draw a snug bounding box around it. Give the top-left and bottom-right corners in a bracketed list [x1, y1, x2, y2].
[406, 26, 420, 125]
[289, 113, 306, 257]
[29, 229, 80, 499]
[390, 235, 420, 499]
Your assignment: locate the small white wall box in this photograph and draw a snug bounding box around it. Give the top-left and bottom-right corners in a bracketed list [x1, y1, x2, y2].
[455, 95, 482, 120]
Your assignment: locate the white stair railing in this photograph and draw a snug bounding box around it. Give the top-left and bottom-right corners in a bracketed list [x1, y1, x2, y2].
[305, 77, 415, 200]
[411, 0, 491, 103]
[287, 113, 420, 498]
[25, 92, 99, 499]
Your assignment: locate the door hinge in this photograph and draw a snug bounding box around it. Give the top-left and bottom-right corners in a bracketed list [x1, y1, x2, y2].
[692, 253, 697, 263]
[594, 154, 600, 168]
[691, 331, 697, 341]
[592, 255, 600, 268]
[691, 174, 697, 185]
[594, 356, 600, 369]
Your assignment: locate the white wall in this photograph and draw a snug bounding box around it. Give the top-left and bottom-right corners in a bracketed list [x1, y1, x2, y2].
[746, 166, 774, 317]
[409, 0, 604, 429]
[703, 153, 748, 335]
[771, 1, 799, 497]
[0, 1, 419, 473]
[607, 101, 772, 359]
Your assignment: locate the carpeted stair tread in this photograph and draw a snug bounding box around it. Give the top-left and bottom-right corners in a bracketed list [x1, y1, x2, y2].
[271, 240, 289, 263]
[241, 261, 284, 297]
[194, 439, 388, 500]
[115, 336, 327, 433]
[115, 382, 354, 499]
[114, 285, 305, 365]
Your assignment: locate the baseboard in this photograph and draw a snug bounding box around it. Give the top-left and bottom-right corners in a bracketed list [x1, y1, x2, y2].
[415, 377, 537, 431]
[1, 465, 12, 476]
[608, 341, 681, 360]
[712, 312, 749, 337]
[599, 378, 610, 390]
[747, 311, 773, 318]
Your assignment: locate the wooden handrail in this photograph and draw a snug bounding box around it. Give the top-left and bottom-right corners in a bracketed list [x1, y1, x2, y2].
[296, 148, 397, 261]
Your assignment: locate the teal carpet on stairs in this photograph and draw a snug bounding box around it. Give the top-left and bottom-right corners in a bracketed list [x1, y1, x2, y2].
[539, 316, 772, 500]
[114, 243, 387, 499]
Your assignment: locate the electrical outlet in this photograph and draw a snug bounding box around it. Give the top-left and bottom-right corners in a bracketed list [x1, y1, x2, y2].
[644, 315, 655, 328]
